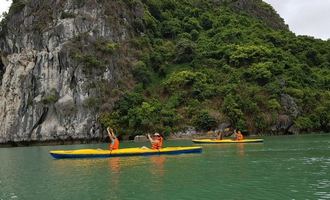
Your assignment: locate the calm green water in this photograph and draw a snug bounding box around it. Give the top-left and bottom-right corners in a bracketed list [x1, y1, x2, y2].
[1, 135, 330, 200]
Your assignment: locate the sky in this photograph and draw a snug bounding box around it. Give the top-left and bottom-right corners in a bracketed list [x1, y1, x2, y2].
[0, 0, 11, 17]
[0, 0, 329, 40]
[264, 0, 330, 40]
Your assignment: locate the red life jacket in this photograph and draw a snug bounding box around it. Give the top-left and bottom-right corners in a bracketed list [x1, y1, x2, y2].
[152, 137, 163, 150]
[109, 138, 120, 150]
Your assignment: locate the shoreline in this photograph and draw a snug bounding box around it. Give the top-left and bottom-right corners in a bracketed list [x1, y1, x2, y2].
[1, 132, 328, 148]
[0, 139, 105, 148]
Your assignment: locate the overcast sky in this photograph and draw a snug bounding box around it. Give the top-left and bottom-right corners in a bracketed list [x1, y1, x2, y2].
[0, 0, 329, 40]
[264, 0, 330, 40]
[0, 0, 11, 16]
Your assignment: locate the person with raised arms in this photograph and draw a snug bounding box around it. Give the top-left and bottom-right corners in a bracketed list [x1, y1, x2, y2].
[147, 133, 163, 150]
[107, 127, 120, 150]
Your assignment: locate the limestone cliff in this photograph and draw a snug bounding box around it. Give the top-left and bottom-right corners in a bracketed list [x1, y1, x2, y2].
[0, 0, 142, 143]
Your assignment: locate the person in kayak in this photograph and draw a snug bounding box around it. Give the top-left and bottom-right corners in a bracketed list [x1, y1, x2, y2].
[235, 130, 244, 141]
[107, 127, 119, 150]
[147, 133, 163, 150]
[216, 130, 223, 140]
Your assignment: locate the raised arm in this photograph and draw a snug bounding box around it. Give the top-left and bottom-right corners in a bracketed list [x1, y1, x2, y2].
[107, 127, 111, 137]
[107, 127, 113, 141]
[110, 128, 117, 139]
[147, 134, 154, 143]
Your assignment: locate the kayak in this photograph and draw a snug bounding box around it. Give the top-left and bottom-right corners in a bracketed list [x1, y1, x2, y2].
[50, 146, 202, 159]
[192, 139, 263, 144]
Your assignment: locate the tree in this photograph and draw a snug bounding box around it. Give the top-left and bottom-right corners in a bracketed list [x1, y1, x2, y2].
[193, 111, 217, 131]
[174, 38, 196, 63]
[132, 61, 152, 87]
[222, 95, 245, 129]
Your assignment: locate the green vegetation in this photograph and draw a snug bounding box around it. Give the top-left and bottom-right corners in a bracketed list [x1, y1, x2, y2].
[42, 89, 59, 105]
[66, 33, 120, 76]
[98, 0, 330, 137]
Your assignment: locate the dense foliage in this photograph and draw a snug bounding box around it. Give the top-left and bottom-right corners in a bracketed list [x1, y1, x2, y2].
[97, 0, 330, 136]
[1, 0, 329, 137]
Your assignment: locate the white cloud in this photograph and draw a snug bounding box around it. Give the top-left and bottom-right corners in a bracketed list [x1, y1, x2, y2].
[264, 0, 330, 40]
[0, 0, 12, 19]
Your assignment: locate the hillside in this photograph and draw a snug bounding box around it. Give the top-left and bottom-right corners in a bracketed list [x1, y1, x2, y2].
[100, 0, 330, 136]
[0, 0, 329, 143]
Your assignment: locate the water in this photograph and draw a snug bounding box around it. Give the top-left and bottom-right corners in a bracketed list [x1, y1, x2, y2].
[1, 134, 330, 200]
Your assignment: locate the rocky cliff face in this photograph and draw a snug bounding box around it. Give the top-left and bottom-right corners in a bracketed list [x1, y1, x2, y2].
[0, 0, 142, 143]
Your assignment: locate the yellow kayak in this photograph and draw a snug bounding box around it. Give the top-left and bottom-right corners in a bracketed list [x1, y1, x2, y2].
[192, 139, 263, 144]
[50, 146, 202, 159]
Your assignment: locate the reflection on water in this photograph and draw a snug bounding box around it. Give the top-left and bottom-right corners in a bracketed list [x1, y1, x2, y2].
[148, 156, 167, 197]
[108, 157, 121, 173]
[53, 159, 106, 177]
[53, 156, 149, 174]
[150, 156, 166, 177]
[107, 157, 121, 195]
[52, 155, 169, 185]
[236, 143, 245, 157]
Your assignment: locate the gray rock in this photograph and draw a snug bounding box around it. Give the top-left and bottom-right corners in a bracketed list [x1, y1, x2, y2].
[273, 114, 293, 134]
[0, 1, 142, 143]
[281, 94, 300, 118]
[173, 127, 197, 138]
[288, 125, 300, 135]
[217, 122, 231, 131]
[134, 135, 148, 142]
[268, 94, 300, 134]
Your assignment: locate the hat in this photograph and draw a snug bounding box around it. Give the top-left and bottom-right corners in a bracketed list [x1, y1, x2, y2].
[154, 133, 160, 136]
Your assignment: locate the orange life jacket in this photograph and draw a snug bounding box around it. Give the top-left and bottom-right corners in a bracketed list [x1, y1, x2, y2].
[236, 132, 243, 141]
[152, 137, 163, 150]
[109, 138, 120, 150]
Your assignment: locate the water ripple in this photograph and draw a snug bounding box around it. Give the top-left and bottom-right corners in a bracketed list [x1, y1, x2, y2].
[302, 157, 330, 165]
[314, 191, 330, 199]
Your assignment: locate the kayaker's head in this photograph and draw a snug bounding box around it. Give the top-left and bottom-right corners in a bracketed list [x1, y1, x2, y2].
[154, 133, 161, 137]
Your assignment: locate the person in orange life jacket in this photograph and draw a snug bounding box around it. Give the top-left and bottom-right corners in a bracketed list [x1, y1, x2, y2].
[216, 130, 223, 140]
[107, 127, 119, 150]
[235, 129, 244, 141]
[147, 133, 163, 150]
